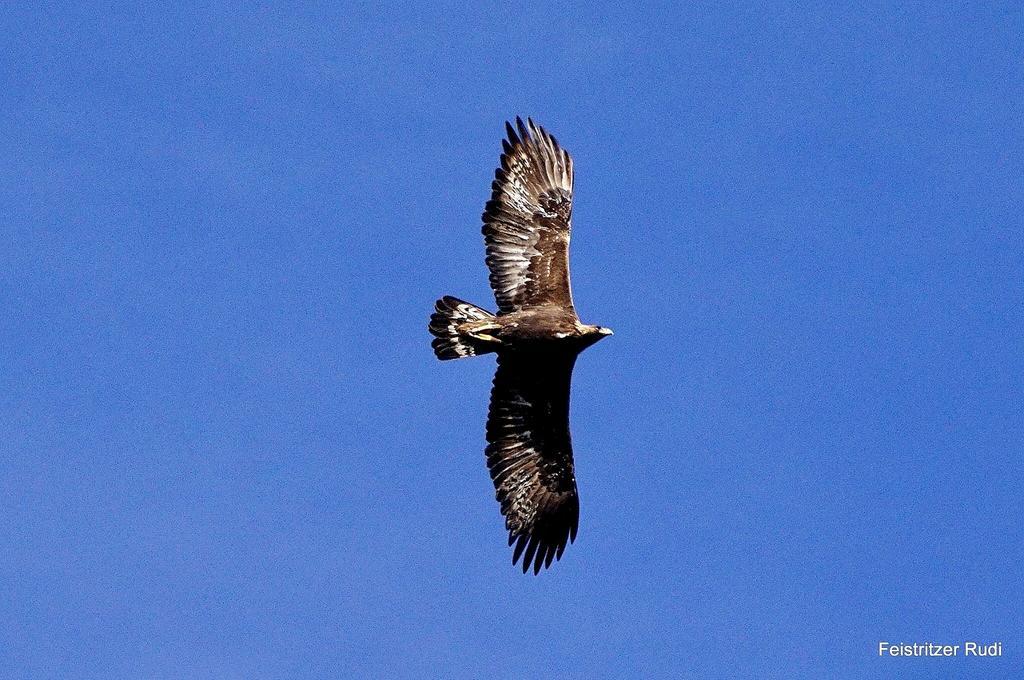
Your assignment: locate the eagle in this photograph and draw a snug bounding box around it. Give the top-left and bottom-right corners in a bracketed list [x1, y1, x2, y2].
[429, 118, 612, 574]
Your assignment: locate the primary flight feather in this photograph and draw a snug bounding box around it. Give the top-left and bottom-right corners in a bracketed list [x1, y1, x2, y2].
[429, 117, 612, 574]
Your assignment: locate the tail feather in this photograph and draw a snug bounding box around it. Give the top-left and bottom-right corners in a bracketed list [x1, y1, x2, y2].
[429, 296, 497, 360]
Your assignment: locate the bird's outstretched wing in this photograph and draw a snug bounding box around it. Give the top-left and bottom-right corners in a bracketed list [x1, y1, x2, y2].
[485, 350, 579, 573]
[482, 117, 575, 315]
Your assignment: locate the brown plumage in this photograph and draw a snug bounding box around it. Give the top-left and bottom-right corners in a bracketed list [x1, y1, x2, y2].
[429, 118, 612, 574]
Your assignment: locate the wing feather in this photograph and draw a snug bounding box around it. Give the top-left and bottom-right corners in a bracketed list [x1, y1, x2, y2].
[485, 351, 579, 574]
[482, 117, 575, 314]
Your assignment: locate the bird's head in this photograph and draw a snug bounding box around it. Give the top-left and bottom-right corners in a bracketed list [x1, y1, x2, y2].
[579, 324, 613, 348]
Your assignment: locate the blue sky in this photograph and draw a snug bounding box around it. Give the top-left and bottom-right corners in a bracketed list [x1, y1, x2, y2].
[2, 3, 1021, 678]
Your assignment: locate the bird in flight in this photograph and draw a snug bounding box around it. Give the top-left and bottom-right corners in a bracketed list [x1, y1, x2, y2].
[429, 118, 612, 574]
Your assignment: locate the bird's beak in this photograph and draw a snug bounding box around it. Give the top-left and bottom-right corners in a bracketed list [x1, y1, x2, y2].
[599, 327, 614, 336]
